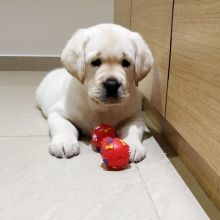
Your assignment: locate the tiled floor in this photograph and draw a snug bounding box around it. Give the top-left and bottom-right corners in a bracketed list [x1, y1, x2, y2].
[0, 71, 218, 220]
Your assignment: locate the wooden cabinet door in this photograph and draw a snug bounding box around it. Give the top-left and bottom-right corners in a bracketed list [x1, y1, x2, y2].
[131, 0, 173, 116]
[166, 0, 220, 204]
[114, 0, 131, 29]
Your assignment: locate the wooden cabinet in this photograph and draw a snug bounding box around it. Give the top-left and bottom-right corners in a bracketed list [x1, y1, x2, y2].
[115, 0, 220, 209]
[166, 0, 220, 207]
[131, 0, 173, 116]
[114, 0, 131, 29]
[114, 0, 173, 116]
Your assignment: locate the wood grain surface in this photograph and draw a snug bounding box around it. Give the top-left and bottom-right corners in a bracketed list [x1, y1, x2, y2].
[114, 0, 131, 29]
[131, 0, 173, 116]
[166, 0, 220, 208]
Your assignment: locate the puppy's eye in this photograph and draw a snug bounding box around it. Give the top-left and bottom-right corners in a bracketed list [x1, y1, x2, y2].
[121, 59, 131, 68]
[91, 59, 102, 67]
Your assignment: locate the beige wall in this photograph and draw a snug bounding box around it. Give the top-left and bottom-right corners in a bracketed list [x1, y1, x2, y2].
[0, 0, 114, 56]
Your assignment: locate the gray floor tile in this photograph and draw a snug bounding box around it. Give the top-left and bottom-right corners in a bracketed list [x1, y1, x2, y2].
[0, 71, 215, 220]
[0, 137, 158, 220]
[137, 137, 209, 220]
[0, 87, 48, 136]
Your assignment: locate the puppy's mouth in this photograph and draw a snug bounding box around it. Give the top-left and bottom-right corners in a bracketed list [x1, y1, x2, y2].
[88, 84, 129, 105]
[91, 96, 126, 105]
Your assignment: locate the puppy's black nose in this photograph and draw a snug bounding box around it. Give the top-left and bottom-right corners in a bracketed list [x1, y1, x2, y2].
[103, 79, 121, 96]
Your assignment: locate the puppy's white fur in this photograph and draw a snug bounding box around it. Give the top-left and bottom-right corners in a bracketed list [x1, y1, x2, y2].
[36, 24, 153, 162]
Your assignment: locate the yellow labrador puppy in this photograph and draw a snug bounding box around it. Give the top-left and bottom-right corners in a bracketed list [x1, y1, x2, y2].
[36, 24, 153, 162]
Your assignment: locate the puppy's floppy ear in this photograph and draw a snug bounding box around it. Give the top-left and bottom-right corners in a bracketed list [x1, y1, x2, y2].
[131, 32, 153, 86]
[61, 29, 89, 84]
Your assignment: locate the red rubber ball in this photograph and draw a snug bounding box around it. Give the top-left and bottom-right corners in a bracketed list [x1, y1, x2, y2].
[101, 137, 130, 170]
[91, 124, 117, 152]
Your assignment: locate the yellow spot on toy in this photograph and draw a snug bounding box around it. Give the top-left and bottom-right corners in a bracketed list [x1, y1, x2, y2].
[104, 127, 112, 133]
[105, 145, 114, 150]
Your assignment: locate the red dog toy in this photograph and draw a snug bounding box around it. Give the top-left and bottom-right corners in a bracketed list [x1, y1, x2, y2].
[101, 137, 130, 170]
[91, 124, 130, 170]
[91, 124, 117, 152]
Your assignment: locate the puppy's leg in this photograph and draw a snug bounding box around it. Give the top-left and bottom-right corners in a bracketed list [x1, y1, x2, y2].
[48, 112, 79, 158]
[118, 116, 146, 163]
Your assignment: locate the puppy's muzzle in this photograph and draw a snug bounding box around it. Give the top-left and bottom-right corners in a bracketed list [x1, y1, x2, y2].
[103, 79, 121, 98]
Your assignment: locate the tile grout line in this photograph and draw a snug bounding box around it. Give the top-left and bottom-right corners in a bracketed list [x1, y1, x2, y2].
[0, 135, 49, 138]
[0, 85, 39, 88]
[135, 164, 161, 220]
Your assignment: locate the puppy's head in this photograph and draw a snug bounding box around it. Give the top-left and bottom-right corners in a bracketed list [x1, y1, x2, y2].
[61, 24, 153, 105]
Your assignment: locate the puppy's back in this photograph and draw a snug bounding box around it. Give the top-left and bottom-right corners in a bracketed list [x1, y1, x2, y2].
[36, 68, 70, 117]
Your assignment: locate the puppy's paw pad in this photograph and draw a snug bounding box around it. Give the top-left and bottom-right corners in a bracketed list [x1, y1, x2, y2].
[49, 137, 80, 159]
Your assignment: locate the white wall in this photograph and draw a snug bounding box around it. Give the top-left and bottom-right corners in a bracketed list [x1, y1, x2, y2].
[0, 0, 114, 56]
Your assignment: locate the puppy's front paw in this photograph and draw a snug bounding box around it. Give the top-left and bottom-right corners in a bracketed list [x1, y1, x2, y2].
[124, 139, 146, 163]
[49, 136, 80, 159]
